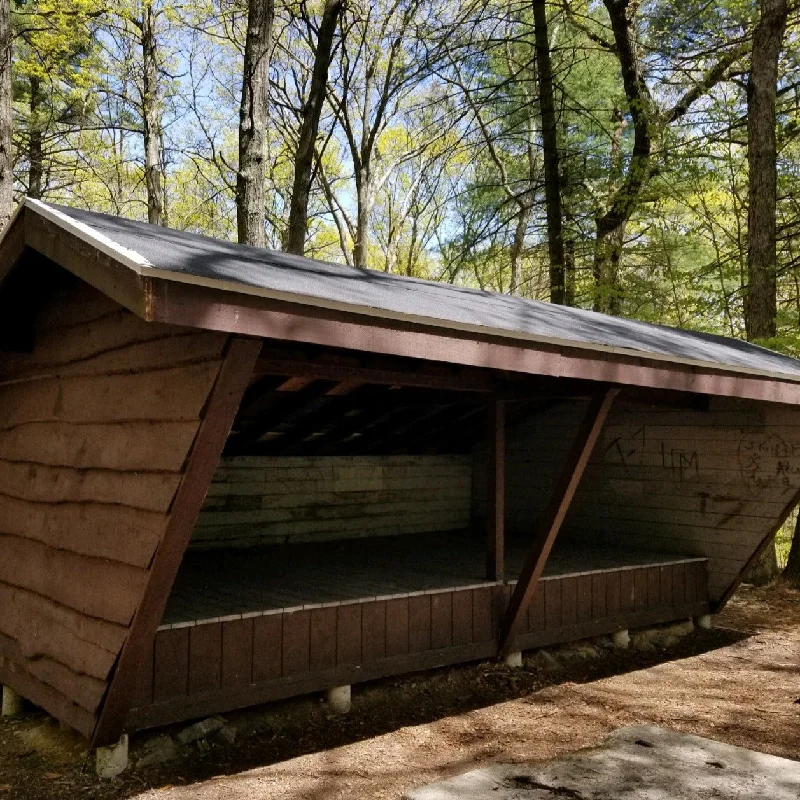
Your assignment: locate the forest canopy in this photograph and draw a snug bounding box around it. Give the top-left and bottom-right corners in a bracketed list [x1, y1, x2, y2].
[1, 0, 799, 573]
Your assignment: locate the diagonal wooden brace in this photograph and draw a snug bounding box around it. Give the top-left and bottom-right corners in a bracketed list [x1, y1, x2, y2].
[92, 336, 262, 747]
[498, 386, 619, 658]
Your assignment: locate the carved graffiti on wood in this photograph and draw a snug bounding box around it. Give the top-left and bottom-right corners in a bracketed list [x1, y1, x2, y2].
[604, 426, 700, 482]
[661, 442, 699, 482]
[737, 431, 800, 495]
[604, 426, 646, 470]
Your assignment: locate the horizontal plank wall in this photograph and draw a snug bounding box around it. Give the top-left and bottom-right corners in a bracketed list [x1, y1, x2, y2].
[475, 398, 800, 603]
[127, 559, 708, 731]
[192, 455, 472, 548]
[0, 280, 229, 738]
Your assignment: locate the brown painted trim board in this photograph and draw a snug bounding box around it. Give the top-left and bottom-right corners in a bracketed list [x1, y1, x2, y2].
[91, 336, 262, 746]
[499, 387, 619, 657]
[147, 278, 800, 406]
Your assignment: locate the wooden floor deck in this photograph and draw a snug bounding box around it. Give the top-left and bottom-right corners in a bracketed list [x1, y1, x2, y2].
[162, 532, 705, 626]
[130, 533, 709, 731]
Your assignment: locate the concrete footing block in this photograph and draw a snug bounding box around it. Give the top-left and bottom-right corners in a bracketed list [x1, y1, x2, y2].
[503, 651, 523, 668]
[696, 614, 713, 630]
[326, 684, 352, 713]
[1, 685, 23, 717]
[96, 733, 129, 779]
[612, 629, 630, 649]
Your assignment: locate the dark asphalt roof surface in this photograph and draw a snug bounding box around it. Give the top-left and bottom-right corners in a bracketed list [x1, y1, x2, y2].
[41, 202, 800, 380]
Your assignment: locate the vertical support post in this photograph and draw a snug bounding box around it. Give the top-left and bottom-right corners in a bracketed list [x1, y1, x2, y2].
[486, 398, 505, 582]
[498, 387, 618, 658]
[2, 685, 23, 717]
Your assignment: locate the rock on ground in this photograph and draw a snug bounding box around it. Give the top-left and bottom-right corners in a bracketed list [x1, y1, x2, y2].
[175, 717, 226, 746]
[405, 725, 800, 800]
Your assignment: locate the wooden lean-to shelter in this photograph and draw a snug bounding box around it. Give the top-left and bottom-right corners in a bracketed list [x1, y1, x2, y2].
[2, 198, 800, 747]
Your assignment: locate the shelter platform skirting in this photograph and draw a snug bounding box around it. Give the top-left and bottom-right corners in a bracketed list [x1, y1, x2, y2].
[125, 534, 709, 730]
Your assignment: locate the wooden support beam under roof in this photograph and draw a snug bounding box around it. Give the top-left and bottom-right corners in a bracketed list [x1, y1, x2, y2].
[311, 402, 400, 455]
[498, 387, 619, 658]
[253, 344, 495, 393]
[345, 404, 424, 455]
[261, 384, 373, 455]
[253, 342, 604, 401]
[486, 398, 505, 582]
[364, 403, 462, 455]
[227, 379, 336, 453]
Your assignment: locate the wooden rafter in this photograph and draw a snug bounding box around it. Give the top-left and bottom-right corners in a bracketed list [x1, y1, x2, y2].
[266, 384, 372, 455]
[227, 379, 335, 452]
[346, 405, 422, 454]
[253, 346, 498, 393]
[498, 387, 619, 658]
[313, 403, 397, 455]
[360, 403, 458, 454]
[92, 336, 262, 746]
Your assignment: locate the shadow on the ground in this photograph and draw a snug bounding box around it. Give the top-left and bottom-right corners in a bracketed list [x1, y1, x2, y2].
[119, 625, 747, 796]
[0, 625, 752, 800]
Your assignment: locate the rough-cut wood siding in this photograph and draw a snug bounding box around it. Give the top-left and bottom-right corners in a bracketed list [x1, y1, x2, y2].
[127, 559, 708, 731]
[474, 398, 800, 602]
[191, 455, 472, 548]
[0, 281, 229, 738]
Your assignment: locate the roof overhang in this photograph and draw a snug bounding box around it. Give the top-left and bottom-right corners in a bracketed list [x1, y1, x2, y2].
[5, 198, 800, 406]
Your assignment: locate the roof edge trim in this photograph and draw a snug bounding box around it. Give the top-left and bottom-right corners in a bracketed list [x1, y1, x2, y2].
[144, 267, 800, 388]
[24, 199, 800, 390]
[25, 198, 154, 275]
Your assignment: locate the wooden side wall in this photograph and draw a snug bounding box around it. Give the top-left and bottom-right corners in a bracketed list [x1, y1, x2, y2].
[0, 281, 229, 737]
[474, 398, 800, 602]
[127, 560, 708, 731]
[191, 455, 472, 548]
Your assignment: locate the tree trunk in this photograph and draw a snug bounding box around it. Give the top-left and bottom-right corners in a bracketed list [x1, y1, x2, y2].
[0, 0, 12, 225]
[783, 513, 800, 588]
[592, 0, 652, 314]
[28, 77, 43, 200]
[743, 0, 787, 341]
[593, 216, 625, 314]
[141, 0, 165, 226]
[564, 238, 575, 307]
[747, 542, 780, 586]
[353, 168, 371, 268]
[285, 0, 344, 255]
[237, 0, 274, 247]
[509, 202, 531, 295]
[533, 0, 565, 305]
[741, 0, 787, 585]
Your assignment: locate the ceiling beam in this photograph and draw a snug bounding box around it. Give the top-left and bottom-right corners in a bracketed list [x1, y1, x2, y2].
[253, 347, 494, 394]
[226, 379, 335, 453]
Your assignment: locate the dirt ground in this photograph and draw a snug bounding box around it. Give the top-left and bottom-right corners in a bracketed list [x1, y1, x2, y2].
[1, 584, 798, 800]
